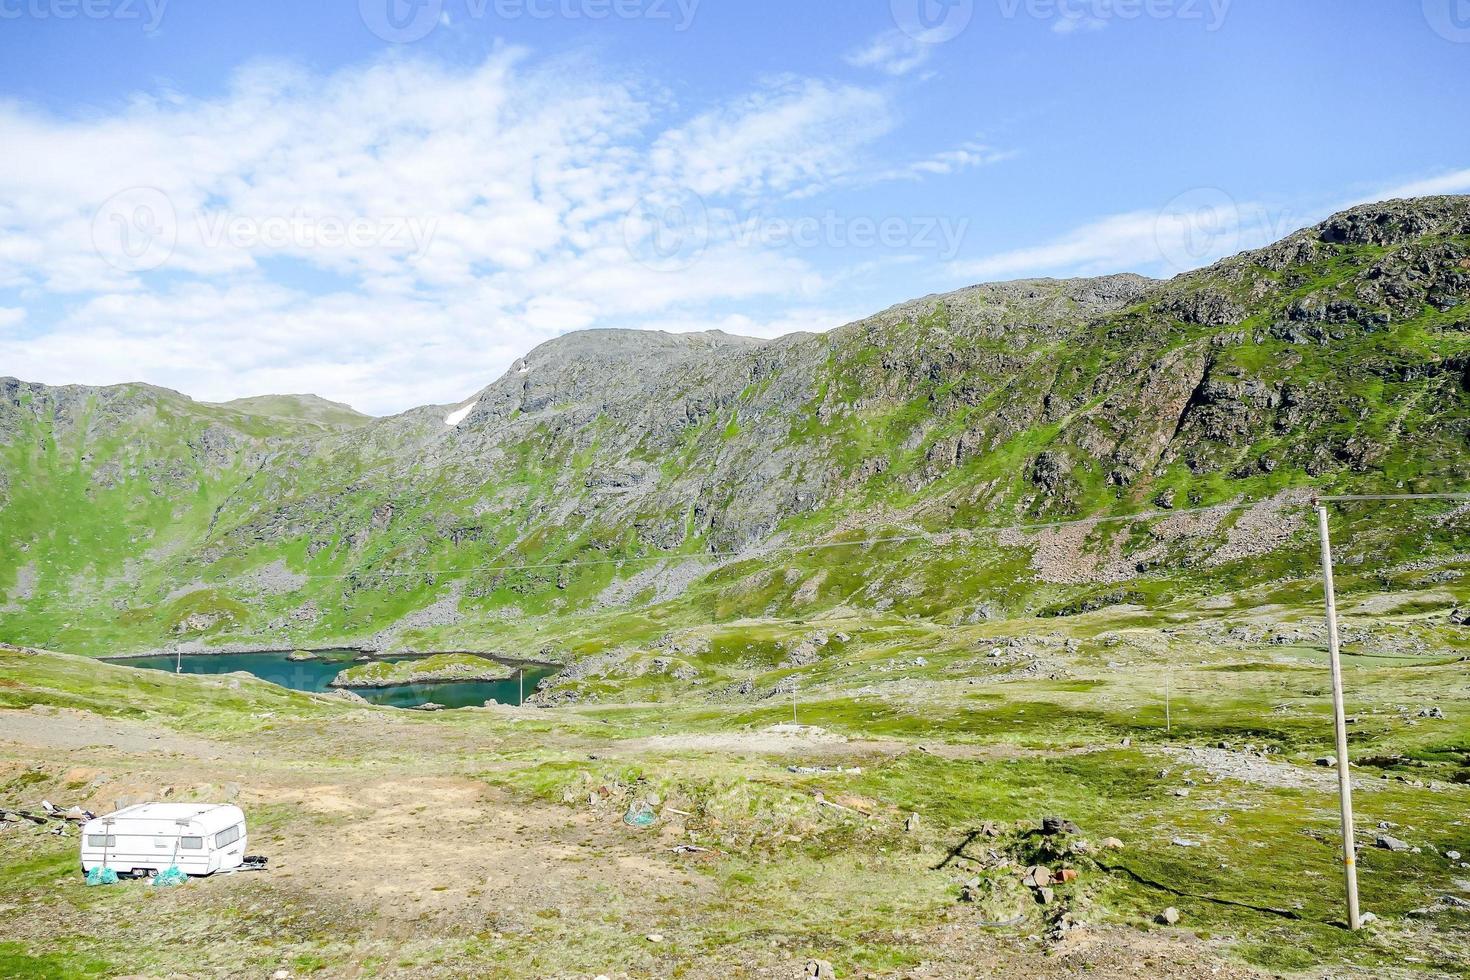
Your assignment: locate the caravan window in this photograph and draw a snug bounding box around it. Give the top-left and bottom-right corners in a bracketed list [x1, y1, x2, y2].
[214, 825, 241, 848]
[180, 836, 203, 849]
[86, 834, 116, 847]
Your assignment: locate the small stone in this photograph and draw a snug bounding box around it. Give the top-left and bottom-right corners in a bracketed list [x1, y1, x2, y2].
[646, 934, 664, 943]
[1315, 757, 1336, 768]
[804, 959, 836, 980]
[1171, 837, 1200, 848]
[1447, 851, 1462, 861]
[1059, 869, 1078, 883]
[1037, 886, 1056, 905]
[1376, 835, 1412, 853]
[904, 813, 920, 833]
[1159, 907, 1181, 925]
[1359, 912, 1378, 925]
[1172, 788, 1190, 798]
[1023, 865, 1054, 888]
[1101, 837, 1125, 850]
[272, 972, 290, 980]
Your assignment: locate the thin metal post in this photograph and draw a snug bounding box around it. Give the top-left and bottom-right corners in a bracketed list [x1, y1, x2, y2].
[1316, 503, 1361, 930]
[792, 682, 798, 726]
[175, 649, 181, 675]
[519, 668, 524, 708]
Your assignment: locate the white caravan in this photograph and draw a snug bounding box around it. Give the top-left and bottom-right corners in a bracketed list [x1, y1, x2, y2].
[81, 803, 248, 878]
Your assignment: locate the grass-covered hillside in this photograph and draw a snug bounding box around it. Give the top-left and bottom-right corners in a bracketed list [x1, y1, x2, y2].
[1, 196, 1467, 658]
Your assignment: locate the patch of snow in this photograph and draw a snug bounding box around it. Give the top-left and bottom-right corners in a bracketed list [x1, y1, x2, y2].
[444, 400, 477, 427]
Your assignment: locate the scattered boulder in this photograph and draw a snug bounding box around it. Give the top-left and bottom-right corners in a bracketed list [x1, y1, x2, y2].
[804, 959, 836, 980]
[1315, 757, 1337, 768]
[1158, 907, 1181, 926]
[1022, 866, 1053, 888]
[1376, 835, 1412, 853]
[1059, 869, 1079, 884]
[1449, 608, 1469, 626]
[904, 813, 920, 833]
[1418, 706, 1446, 719]
[1041, 816, 1080, 836]
[1037, 886, 1056, 905]
[1101, 837, 1126, 850]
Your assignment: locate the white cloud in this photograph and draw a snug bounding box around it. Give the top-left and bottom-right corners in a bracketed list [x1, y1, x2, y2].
[1359, 168, 1470, 203]
[0, 53, 908, 414]
[0, 306, 24, 330]
[1052, 15, 1108, 34]
[873, 142, 1018, 183]
[947, 168, 1470, 284]
[650, 78, 893, 199]
[845, 30, 934, 76]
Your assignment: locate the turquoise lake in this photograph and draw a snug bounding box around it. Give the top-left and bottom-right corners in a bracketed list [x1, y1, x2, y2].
[112, 650, 553, 710]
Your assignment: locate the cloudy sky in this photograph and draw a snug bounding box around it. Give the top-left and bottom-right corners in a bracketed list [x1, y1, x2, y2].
[1, 0, 1468, 414]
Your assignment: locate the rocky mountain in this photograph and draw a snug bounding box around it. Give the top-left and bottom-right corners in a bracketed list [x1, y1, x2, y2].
[2, 196, 1467, 656]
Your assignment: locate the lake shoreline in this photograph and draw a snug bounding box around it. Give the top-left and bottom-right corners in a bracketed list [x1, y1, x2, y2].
[99, 647, 561, 670]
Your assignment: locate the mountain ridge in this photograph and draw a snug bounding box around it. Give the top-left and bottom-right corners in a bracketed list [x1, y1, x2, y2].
[1, 195, 1466, 657]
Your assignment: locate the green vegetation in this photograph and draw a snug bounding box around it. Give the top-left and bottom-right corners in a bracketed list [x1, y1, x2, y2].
[329, 653, 517, 688]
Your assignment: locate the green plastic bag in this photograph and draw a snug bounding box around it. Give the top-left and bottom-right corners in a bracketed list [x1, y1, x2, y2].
[623, 803, 657, 828]
[85, 867, 118, 886]
[153, 866, 188, 888]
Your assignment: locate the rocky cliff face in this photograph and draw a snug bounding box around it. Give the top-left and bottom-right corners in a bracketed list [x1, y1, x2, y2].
[2, 196, 1467, 654]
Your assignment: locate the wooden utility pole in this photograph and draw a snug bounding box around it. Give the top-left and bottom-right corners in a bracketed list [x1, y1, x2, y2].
[1164, 665, 1172, 734]
[1314, 500, 1361, 931]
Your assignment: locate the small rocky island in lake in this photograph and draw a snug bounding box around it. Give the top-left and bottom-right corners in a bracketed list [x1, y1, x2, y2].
[329, 654, 516, 689]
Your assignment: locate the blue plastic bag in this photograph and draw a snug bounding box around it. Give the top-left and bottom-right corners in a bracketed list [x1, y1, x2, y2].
[153, 866, 188, 888]
[85, 867, 118, 886]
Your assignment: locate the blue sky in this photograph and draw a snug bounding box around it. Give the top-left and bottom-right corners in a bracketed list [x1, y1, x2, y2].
[1, 0, 1468, 414]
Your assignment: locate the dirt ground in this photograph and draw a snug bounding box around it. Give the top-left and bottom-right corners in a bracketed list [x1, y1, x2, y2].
[0, 703, 1302, 980]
